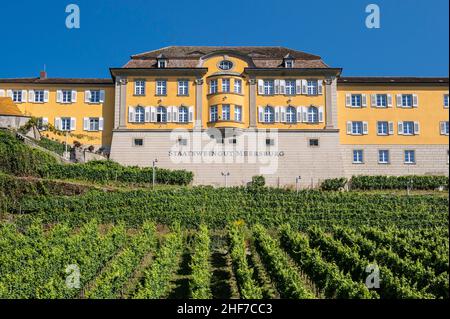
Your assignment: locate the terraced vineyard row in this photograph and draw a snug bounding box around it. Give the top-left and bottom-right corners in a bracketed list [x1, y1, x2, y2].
[0, 220, 448, 299]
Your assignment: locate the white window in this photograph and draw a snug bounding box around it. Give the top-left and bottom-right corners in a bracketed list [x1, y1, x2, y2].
[62, 90, 72, 103]
[307, 80, 318, 95]
[404, 150, 416, 164]
[89, 90, 101, 103]
[264, 80, 275, 95]
[352, 121, 363, 135]
[285, 80, 296, 95]
[157, 59, 167, 68]
[179, 106, 189, 123]
[286, 106, 297, 123]
[210, 105, 218, 122]
[135, 80, 145, 95]
[135, 106, 145, 123]
[222, 79, 230, 93]
[222, 104, 231, 121]
[441, 121, 449, 135]
[264, 106, 274, 123]
[377, 121, 389, 135]
[61, 117, 71, 131]
[285, 60, 294, 68]
[403, 121, 415, 135]
[444, 94, 449, 108]
[375, 94, 388, 107]
[12, 90, 23, 102]
[177, 80, 189, 96]
[33, 90, 45, 103]
[156, 106, 167, 122]
[353, 150, 364, 164]
[234, 79, 242, 94]
[308, 106, 319, 123]
[234, 105, 242, 122]
[378, 150, 390, 164]
[89, 118, 100, 131]
[210, 80, 218, 94]
[351, 94, 362, 107]
[401, 94, 413, 107]
[156, 80, 167, 95]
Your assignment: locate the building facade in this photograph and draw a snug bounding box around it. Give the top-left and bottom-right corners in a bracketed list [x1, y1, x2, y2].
[0, 46, 448, 186]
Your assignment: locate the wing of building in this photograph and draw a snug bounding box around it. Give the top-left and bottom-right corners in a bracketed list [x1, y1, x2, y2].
[0, 46, 448, 186]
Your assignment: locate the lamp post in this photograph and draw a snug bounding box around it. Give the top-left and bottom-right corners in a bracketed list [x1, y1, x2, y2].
[221, 172, 230, 187]
[295, 176, 302, 193]
[152, 159, 158, 189]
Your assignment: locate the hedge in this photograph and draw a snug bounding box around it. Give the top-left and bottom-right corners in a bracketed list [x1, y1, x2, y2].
[349, 175, 449, 191]
[0, 131, 193, 186]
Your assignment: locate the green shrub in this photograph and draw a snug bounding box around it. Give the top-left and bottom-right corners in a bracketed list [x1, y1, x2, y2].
[320, 178, 348, 191]
[350, 175, 449, 191]
[36, 137, 71, 156]
[0, 131, 193, 186]
[248, 175, 266, 189]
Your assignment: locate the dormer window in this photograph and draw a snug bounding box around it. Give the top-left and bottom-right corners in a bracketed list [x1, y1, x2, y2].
[219, 60, 233, 70]
[284, 59, 294, 68]
[157, 59, 167, 68]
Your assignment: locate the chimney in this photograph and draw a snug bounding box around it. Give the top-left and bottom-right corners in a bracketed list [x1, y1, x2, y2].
[39, 71, 47, 79]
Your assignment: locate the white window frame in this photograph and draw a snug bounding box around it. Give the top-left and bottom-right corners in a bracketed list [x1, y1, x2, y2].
[307, 80, 318, 95]
[351, 94, 362, 107]
[178, 80, 189, 96]
[210, 105, 218, 122]
[378, 150, 390, 164]
[263, 80, 275, 95]
[285, 80, 296, 95]
[179, 106, 189, 123]
[34, 90, 45, 103]
[404, 150, 416, 164]
[156, 106, 167, 123]
[12, 90, 23, 103]
[222, 79, 231, 93]
[135, 106, 145, 123]
[353, 150, 364, 164]
[134, 80, 145, 96]
[156, 80, 167, 96]
[210, 79, 218, 94]
[376, 94, 388, 107]
[234, 105, 242, 122]
[286, 106, 297, 123]
[89, 117, 100, 131]
[222, 104, 231, 121]
[284, 60, 294, 68]
[234, 79, 242, 94]
[89, 90, 101, 103]
[401, 94, 413, 108]
[377, 121, 389, 136]
[61, 117, 71, 131]
[62, 90, 72, 103]
[264, 106, 275, 123]
[157, 59, 167, 68]
[444, 94, 449, 108]
[403, 121, 415, 135]
[351, 121, 363, 135]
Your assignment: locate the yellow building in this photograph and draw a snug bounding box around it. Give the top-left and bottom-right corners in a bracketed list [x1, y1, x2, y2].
[0, 46, 448, 186]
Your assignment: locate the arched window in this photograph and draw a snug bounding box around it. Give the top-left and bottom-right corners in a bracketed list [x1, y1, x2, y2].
[179, 106, 188, 123]
[308, 106, 318, 123]
[264, 106, 274, 123]
[135, 106, 145, 123]
[286, 106, 297, 123]
[157, 106, 167, 123]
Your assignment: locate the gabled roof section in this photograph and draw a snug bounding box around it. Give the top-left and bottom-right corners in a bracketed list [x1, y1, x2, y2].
[0, 97, 25, 116]
[124, 46, 330, 69]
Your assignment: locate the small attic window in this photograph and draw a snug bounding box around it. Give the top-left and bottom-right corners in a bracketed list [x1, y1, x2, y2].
[157, 59, 167, 68]
[284, 59, 294, 68]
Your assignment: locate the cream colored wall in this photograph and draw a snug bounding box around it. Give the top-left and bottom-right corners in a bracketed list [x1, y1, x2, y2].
[0, 83, 114, 147]
[337, 84, 449, 145]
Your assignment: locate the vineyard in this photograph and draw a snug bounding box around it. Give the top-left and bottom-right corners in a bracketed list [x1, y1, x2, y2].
[0, 219, 448, 299]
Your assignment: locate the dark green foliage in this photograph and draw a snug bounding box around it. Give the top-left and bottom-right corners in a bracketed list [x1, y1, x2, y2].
[320, 178, 348, 191]
[350, 175, 449, 191]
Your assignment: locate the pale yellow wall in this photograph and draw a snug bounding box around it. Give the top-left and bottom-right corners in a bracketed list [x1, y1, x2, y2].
[0, 83, 114, 147]
[337, 85, 449, 145]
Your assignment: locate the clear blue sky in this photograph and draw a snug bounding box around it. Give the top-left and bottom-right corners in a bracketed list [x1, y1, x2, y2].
[0, 0, 448, 78]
